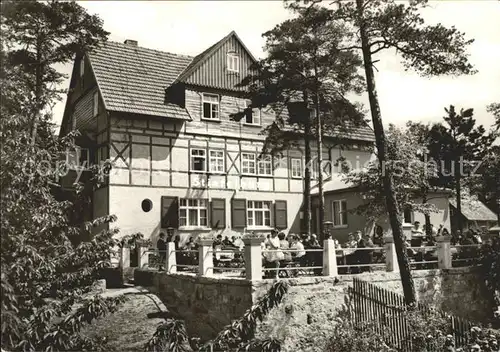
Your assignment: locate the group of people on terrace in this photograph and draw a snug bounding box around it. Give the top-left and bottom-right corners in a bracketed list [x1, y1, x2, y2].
[154, 221, 485, 273]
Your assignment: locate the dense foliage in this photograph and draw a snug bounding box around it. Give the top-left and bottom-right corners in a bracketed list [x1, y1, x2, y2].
[343, 123, 438, 222]
[145, 281, 289, 352]
[1, 1, 124, 351]
[426, 106, 496, 232]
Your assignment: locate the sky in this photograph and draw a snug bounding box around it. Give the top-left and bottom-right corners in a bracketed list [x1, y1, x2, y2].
[53, 1, 500, 130]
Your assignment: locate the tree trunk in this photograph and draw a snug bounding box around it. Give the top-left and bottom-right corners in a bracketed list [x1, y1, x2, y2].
[496, 169, 500, 223]
[315, 101, 325, 241]
[304, 120, 312, 236]
[422, 193, 431, 238]
[356, 0, 416, 305]
[455, 169, 463, 233]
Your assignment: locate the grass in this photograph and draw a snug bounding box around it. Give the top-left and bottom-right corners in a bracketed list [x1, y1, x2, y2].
[81, 288, 170, 351]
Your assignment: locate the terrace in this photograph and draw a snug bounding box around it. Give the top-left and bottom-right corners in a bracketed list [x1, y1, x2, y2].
[118, 235, 483, 281]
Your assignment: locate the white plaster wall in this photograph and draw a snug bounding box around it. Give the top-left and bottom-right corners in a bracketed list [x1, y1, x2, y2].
[108, 185, 303, 246]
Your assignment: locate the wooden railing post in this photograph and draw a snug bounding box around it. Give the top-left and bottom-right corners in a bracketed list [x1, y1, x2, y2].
[323, 239, 338, 277]
[384, 237, 399, 272]
[243, 237, 263, 281]
[198, 239, 214, 277]
[166, 241, 177, 274]
[136, 245, 148, 269]
[119, 246, 130, 269]
[437, 235, 452, 269]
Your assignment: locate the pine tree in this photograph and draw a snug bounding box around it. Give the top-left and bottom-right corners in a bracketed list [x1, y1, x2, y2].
[426, 106, 496, 232]
[291, 0, 477, 304]
[235, 4, 366, 237]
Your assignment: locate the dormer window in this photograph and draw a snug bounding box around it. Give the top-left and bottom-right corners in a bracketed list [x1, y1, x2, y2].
[227, 53, 239, 73]
[202, 93, 219, 120]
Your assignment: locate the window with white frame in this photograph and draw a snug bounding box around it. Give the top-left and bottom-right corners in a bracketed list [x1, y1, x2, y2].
[241, 153, 256, 174]
[227, 53, 239, 73]
[332, 200, 348, 227]
[243, 101, 261, 126]
[247, 201, 272, 228]
[93, 92, 99, 117]
[403, 208, 413, 224]
[258, 155, 272, 176]
[311, 157, 319, 179]
[291, 158, 302, 178]
[202, 94, 219, 120]
[179, 199, 208, 227]
[209, 150, 224, 173]
[190, 149, 206, 172]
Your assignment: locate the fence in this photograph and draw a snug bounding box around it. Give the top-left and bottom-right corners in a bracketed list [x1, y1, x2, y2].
[118, 235, 481, 281]
[350, 277, 474, 351]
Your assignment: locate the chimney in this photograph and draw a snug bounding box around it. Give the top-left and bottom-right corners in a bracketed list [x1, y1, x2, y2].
[124, 39, 138, 46]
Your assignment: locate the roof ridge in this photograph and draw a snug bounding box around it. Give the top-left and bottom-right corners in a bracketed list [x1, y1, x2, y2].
[101, 40, 194, 60]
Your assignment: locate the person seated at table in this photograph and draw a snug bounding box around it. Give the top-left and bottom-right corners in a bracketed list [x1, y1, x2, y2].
[290, 235, 306, 266]
[470, 229, 482, 245]
[411, 221, 424, 247]
[182, 237, 197, 265]
[353, 233, 373, 272]
[373, 225, 384, 247]
[334, 239, 342, 249]
[264, 229, 282, 279]
[344, 233, 357, 248]
[308, 234, 322, 275]
[309, 234, 321, 248]
[278, 232, 292, 263]
[302, 233, 312, 248]
[233, 236, 244, 249]
[213, 234, 223, 248]
[222, 236, 233, 247]
[156, 232, 167, 271]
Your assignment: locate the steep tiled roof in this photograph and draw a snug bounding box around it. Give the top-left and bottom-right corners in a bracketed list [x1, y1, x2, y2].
[329, 124, 375, 142]
[87, 39, 375, 143]
[88, 41, 193, 119]
[310, 173, 356, 195]
[450, 199, 497, 221]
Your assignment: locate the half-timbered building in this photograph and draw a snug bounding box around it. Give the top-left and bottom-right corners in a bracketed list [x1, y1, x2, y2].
[59, 31, 375, 244]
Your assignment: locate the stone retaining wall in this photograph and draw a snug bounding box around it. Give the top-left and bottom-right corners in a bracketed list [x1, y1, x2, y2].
[134, 267, 492, 351]
[134, 271, 253, 341]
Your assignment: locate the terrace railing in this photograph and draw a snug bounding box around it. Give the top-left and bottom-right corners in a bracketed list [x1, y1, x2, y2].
[120, 235, 481, 280]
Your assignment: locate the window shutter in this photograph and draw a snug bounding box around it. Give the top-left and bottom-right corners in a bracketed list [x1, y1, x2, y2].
[210, 198, 226, 229]
[161, 196, 179, 228]
[274, 200, 287, 229]
[231, 198, 247, 228]
[341, 200, 348, 225]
